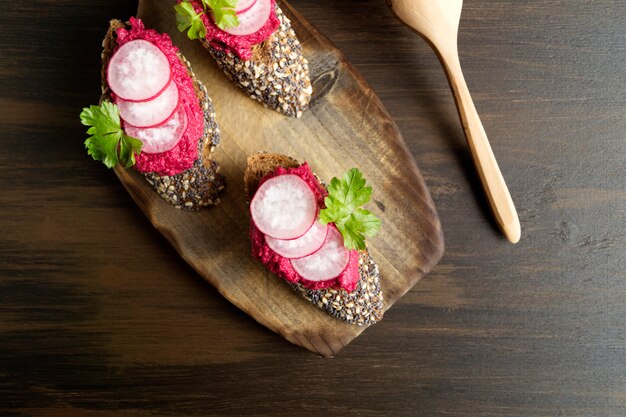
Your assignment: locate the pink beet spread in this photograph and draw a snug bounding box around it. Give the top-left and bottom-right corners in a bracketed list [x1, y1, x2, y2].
[112, 18, 204, 176]
[250, 164, 360, 292]
[185, 0, 280, 60]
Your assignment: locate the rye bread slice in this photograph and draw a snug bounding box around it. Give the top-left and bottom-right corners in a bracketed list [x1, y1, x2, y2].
[202, 6, 312, 118]
[244, 153, 384, 325]
[100, 19, 225, 211]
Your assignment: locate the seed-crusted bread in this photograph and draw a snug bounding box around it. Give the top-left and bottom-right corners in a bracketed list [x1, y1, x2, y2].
[203, 6, 312, 118]
[244, 153, 384, 325]
[100, 19, 225, 210]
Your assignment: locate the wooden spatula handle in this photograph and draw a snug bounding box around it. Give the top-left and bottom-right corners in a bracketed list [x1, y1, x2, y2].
[442, 53, 521, 243]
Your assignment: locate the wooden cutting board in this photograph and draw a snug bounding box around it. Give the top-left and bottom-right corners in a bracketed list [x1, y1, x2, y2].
[114, 0, 444, 356]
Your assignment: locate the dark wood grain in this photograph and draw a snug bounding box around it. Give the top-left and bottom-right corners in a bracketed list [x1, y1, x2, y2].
[1, 0, 625, 416]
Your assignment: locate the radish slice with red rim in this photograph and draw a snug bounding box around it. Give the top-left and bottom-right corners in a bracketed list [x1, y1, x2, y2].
[107, 39, 171, 102]
[265, 220, 328, 259]
[290, 225, 350, 282]
[250, 174, 317, 240]
[236, 0, 257, 14]
[221, 0, 272, 36]
[117, 81, 179, 128]
[124, 106, 187, 154]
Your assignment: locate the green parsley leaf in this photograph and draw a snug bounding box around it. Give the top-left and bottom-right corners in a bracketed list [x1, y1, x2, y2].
[203, 0, 239, 30]
[118, 135, 143, 168]
[338, 209, 382, 250]
[80, 101, 142, 169]
[174, 1, 207, 40]
[319, 168, 381, 250]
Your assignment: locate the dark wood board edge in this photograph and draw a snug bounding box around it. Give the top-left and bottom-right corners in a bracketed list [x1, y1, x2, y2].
[111, 0, 445, 356]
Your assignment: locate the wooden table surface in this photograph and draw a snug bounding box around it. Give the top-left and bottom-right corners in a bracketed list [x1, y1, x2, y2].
[1, 1, 624, 416]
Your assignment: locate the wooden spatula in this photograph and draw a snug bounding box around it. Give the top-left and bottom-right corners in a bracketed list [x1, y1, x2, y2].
[387, 0, 521, 243]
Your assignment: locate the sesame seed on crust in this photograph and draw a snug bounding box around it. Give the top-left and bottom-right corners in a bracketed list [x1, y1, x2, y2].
[290, 250, 384, 326]
[203, 5, 312, 118]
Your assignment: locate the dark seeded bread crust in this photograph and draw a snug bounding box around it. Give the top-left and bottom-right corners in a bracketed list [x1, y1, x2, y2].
[100, 20, 225, 210]
[244, 153, 384, 325]
[202, 6, 312, 118]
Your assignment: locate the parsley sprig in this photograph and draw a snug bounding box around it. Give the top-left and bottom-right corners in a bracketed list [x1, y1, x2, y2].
[80, 101, 142, 169]
[319, 168, 382, 250]
[174, 0, 239, 40]
[175, 2, 207, 39]
[207, 0, 239, 29]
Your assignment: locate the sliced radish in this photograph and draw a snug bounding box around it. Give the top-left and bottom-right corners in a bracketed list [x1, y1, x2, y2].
[117, 81, 179, 128]
[290, 225, 350, 282]
[221, 0, 272, 36]
[107, 39, 171, 102]
[124, 106, 187, 154]
[236, 0, 257, 14]
[265, 220, 328, 259]
[250, 174, 317, 240]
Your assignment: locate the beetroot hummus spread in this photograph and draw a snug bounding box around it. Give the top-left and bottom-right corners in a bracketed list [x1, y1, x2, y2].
[250, 164, 361, 292]
[113, 18, 204, 176]
[187, 0, 280, 60]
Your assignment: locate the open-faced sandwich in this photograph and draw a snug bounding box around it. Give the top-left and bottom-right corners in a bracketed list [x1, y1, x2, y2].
[244, 153, 384, 325]
[80, 18, 225, 210]
[175, 0, 312, 117]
